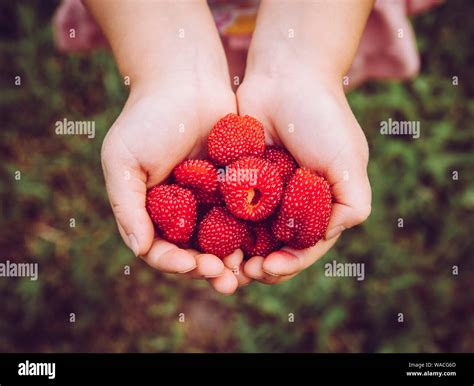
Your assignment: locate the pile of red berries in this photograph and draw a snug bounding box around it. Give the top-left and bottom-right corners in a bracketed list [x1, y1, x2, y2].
[146, 113, 332, 259]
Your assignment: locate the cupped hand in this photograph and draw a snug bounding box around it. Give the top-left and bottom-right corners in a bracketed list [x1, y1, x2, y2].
[101, 73, 250, 294]
[236, 70, 372, 285]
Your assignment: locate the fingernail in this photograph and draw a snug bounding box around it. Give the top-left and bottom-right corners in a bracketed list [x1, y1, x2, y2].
[263, 270, 280, 277]
[128, 234, 139, 256]
[204, 273, 224, 278]
[177, 265, 197, 274]
[325, 225, 345, 240]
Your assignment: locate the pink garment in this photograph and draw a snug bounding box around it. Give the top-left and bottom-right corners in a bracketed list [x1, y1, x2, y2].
[53, 0, 442, 88]
[53, 0, 107, 51]
[347, 0, 442, 88]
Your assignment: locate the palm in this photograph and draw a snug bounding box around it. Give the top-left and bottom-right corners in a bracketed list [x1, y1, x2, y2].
[237, 74, 371, 284]
[108, 83, 233, 187]
[102, 78, 245, 294]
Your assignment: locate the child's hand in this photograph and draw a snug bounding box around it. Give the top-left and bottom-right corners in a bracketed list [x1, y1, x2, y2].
[84, 1, 254, 294]
[233, 0, 373, 285]
[237, 71, 371, 285]
[102, 73, 248, 294]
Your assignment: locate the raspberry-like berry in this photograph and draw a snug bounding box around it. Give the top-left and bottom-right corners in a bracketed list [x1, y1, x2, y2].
[220, 156, 283, 221]
[242, 222, 281, 258]
[272, 168, 332, 249]
[197, 207, 248, 258]
[263, 145, 298, 184]
[146, 184, 197, 244]
[208, 113, 265, 165]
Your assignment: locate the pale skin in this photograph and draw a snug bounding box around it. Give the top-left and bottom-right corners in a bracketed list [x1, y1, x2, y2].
[84, 0, 373, 293]
[238, 0, 373, 284]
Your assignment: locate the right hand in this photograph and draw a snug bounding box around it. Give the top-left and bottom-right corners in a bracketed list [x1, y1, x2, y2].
[101, 72, 249, 294]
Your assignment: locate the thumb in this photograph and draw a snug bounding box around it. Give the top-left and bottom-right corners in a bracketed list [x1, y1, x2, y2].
[101, 137, 155, 257]
[325, 157, 372, 240]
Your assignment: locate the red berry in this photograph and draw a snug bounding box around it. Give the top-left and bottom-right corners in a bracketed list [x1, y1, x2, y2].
[193, 189, 224, 206]
[242, 222, 281, 258]
[197, 207, 248, 258]
[146, 184, 197, 245]
[272, 168, 332, 249]
[208, 113, 265, 165]
[173, 159, 223, 205]
[263, 145, 298, 184]
[173, 159, 218, 192]
[220, 156, 283, 221]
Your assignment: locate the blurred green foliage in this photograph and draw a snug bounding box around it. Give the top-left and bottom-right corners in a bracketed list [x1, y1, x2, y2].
[0, 1, 473, 353]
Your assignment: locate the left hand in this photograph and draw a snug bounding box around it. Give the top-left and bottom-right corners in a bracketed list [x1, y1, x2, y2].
[236, 69, 372, 285]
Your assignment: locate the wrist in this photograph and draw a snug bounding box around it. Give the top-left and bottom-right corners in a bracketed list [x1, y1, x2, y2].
[92, 0, 230, 90]
[123, 35, 230, 92]
[128, 65, 233, 100]
[246, 30, 343, 90]
[244, 46, 343, 92]
[246, 0, 372, 86]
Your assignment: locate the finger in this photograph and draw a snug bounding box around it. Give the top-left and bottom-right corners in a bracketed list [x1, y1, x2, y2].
[182, 253, 225, 279]
[243, 256, 281, 284]
[325, 163, 372, 240]
[140, 239, 196, 274]
[222, 250, 252, 285]
[222, 249, 244, 271]
[207, 267, 239, 295]
[244, 256, 297, 285]
[102, 135, 154, 257]
[235, 262, 253, 286]
[179, 249, 204, 279]
[272, 272, 298, 284]
[262, 235, 340, 277]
